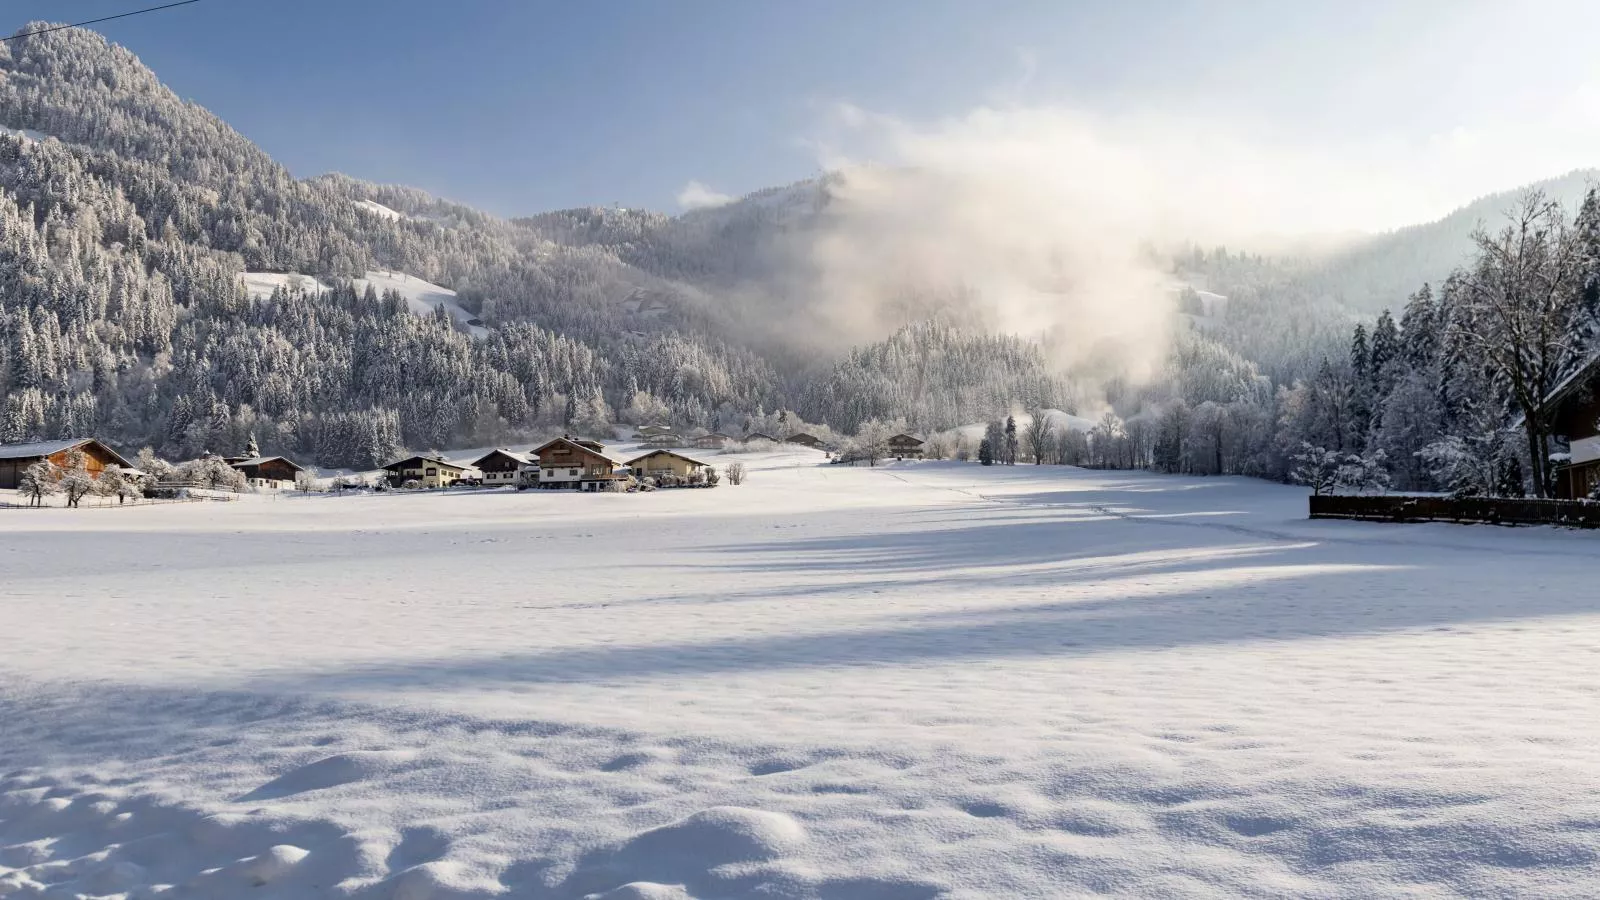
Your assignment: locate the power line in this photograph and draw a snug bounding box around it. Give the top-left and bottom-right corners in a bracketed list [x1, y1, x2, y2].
[2, 0, 203, 44]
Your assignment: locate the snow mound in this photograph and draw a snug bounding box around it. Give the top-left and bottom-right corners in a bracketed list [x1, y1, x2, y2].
[239, 749, 423, 801]
[563, 806, 807, 897]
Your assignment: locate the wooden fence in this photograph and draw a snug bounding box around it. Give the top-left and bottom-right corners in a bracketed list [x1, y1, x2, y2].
[1310, 494, 1600, 528]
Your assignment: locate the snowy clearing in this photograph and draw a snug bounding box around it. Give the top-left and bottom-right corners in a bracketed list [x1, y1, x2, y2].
[354, 200, 404, 222]
[5, 453, 1600, 898]
[239, 271, 488, 338]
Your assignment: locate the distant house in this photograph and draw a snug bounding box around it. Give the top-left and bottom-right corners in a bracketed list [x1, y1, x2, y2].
[226, 455, 305, 490]
[785, 432, 825, 449]
[634, 423, 675, 439]
[887, 433, 926, 460]
[641, 432, 684, 448]
[382, 455, 467, 489]
[627, 449, 713, 482]
[0, 438, 131, 490]
[533, 436, 628, 491]
[471, 449, 532, 488]
[693, 432, 734, 450]
[743, 431, 779, 444]
[1547, 355, 1600, 499]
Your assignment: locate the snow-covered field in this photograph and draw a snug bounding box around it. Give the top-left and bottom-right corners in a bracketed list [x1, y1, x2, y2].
[240, 271, 488, 339]
[5, 452, 1600, 898]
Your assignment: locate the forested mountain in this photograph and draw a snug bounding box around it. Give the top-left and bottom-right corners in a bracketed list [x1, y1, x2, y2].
[1, 20, 1596, 493]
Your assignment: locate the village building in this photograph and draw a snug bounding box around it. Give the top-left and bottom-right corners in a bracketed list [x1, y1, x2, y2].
[626, 449, 714, 482]
[634, 423, 675, 439]
[641, 432, 684, 448]
[382, 455, 468, 489]
[693, 432, 734, 450]
[888, 433, 926, 460]
[1546, 355, 1600, 499]
[785, 432, 825, 449]
[0, 438, 131, 490]
[533, 436, 628, 491]
[470, 449, 532, 488]
[743, 431, 779, 444]
[226, 455, 305, 490]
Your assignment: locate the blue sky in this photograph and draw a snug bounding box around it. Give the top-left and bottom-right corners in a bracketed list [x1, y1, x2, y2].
[8, 1, 1600, 222]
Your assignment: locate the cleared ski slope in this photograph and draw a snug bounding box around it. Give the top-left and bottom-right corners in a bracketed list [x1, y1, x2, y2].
[4, 453, 1600, 898]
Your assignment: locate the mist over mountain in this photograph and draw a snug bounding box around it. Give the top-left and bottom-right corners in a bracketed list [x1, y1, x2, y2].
[0, 22, 1593, 474]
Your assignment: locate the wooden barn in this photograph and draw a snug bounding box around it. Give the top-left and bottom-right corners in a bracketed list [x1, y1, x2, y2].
[785, 432, 825, 449]
[887, 433, 926, 460]
[0, 438, 131, 490]
[470, 449, 533, 488]
[743, 431, 779, 444]
[693, 432, 734, 450]
[226, 455, 305, 490]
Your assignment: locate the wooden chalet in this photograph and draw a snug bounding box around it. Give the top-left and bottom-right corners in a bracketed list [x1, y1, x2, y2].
[887, 433, 926, 460]
[693, 432, 734, 450]
[743, 431, 779, 444]
[533, 436, 628, 491]
[382, 455, 467, 489]
[785, 432, 825, 449]
[0, 438, 131, 490]
[641, 432, 684, 448]
[226, 455, 305, 490]
[1546, 355, 1600, 499]
[634, 423, 675, 439]
[471, 449, 532, 488]
[626, 449, 713, 482]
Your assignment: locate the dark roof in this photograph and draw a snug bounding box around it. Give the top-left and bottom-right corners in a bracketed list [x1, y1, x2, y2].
[1514, 351, 1600, 429]
[743, 432, 778, 442]
[228, 455, 306, 473]
[888, 433, 926, 444]
[0, 438, 131, 468]
[383, 454, 467, 472]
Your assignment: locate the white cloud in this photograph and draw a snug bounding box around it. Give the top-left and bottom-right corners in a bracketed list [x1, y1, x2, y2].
[676, 180, 735, 210]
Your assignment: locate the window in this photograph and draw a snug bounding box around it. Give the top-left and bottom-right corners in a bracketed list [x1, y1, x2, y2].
[570, 468, 579, 476]
[426, 468, 437, 476]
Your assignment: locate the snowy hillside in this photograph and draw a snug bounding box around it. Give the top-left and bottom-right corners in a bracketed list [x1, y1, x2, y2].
[240, 270, 489, 338]
[949, 408, 1098, 445]
[9, 456, 1600, 897]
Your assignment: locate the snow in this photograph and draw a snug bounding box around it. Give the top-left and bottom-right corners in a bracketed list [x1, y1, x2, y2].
[950, 408, 1097, 444]
[0, 125, 48, 143]
[5, 454, 1600, 897]
[239, 270, 489, 339]
[354, 199, 404, 221]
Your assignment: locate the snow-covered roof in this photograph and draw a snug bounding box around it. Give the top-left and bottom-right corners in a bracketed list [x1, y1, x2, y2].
[626, 449, 713, 468]
[228, 455, 306, 472]
[471, 448, 532, 467]
[0, 438, 130, 467]
[383, 454, 467, 471]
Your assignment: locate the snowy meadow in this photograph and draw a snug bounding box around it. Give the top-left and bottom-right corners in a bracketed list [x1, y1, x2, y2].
[5, 448, 1600, 898]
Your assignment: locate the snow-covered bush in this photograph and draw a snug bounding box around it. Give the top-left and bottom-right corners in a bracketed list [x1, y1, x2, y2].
[402, 479, 422, 490]
[706, 467, 721, 486]
[1290, 444, 1341, 496]
[725, 462, 746, 485]
[17, 459, 60, 507]
[1417, 435, 1504, 498]
[1335, 450, 1391, 495]
[99, 467, 142, 504]
[58, 448, 97, 508]
[176, 456, 249, 492]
